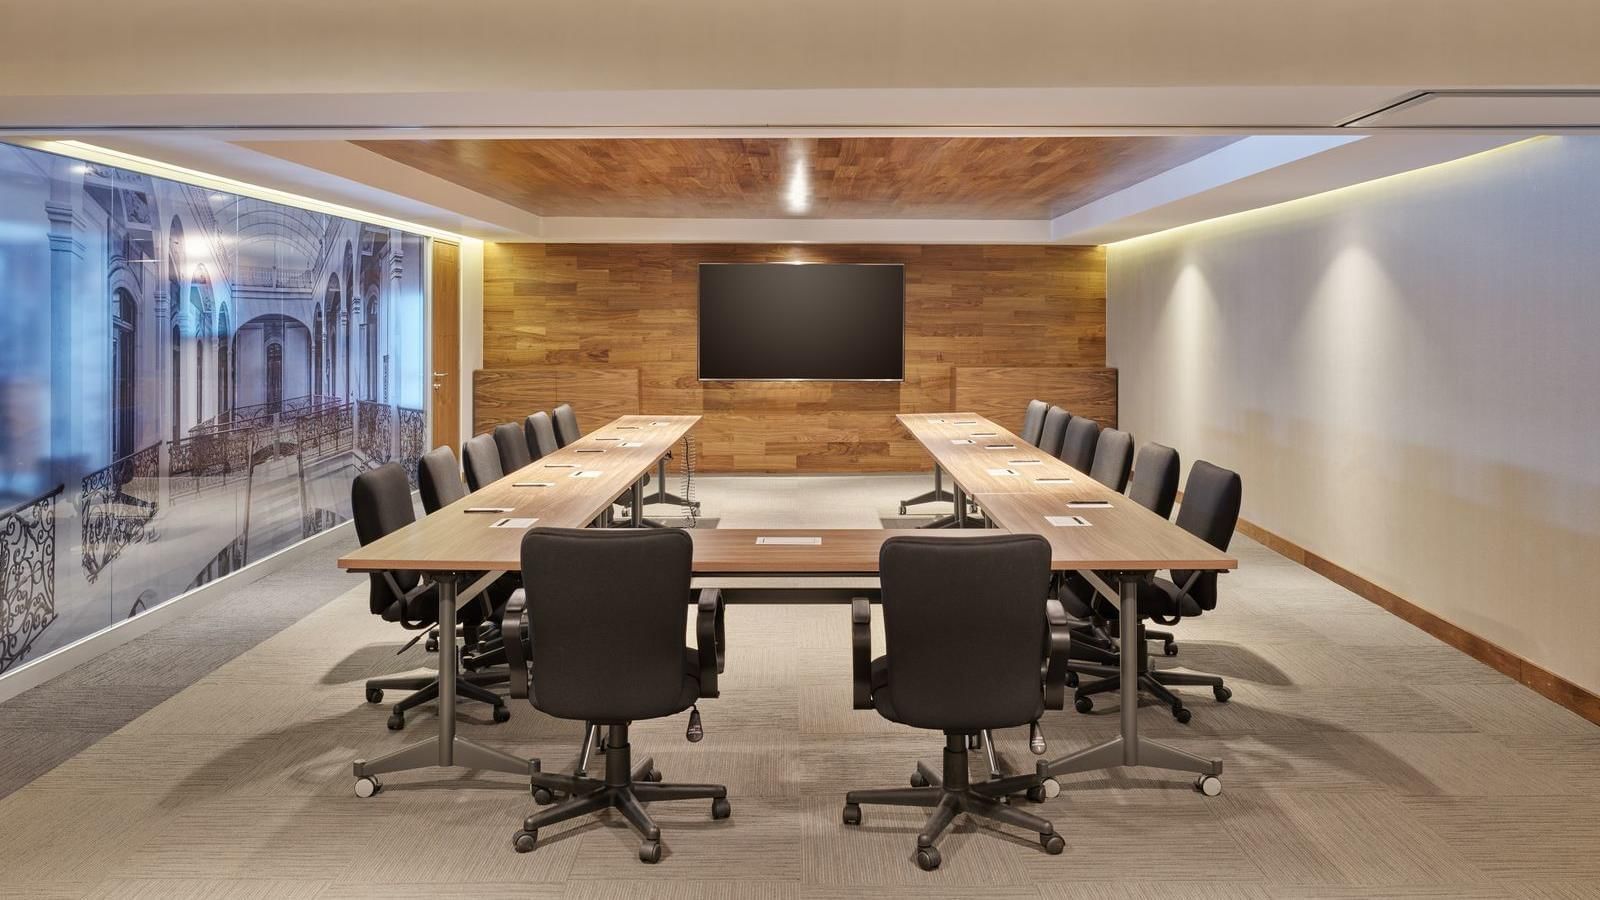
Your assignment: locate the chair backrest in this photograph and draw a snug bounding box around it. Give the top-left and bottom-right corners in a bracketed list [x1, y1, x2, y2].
[1036, 406, 1071, 458]
[1089, 428, 1135, 492]
[417, 446, 467, 514]
[1171, 460, 1243, 611]
[520, 527, 694, 723]
[878, 534, 1051, 732]
[1057, 415, 1101, 472]
[461, 432, 504, 492]
[1019, 399, 1049, 446]
[1127, 442, 1180, 519]
[352, 463, 420, 615]
[524, 411, 559, 460]
[494, 422, 533, 473]
[552, 403, 581, 448]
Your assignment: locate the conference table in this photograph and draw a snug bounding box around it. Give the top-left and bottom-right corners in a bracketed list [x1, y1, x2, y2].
[338, 411, 1236, 797]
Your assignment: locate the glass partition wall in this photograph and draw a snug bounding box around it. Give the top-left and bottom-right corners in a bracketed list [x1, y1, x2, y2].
[0, 143, 429, 675]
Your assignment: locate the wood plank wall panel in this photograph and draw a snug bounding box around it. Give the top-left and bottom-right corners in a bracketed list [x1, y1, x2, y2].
[481, 243, 1107, 473]
[954, 367, 1119, 435]
[472, 368, 639, 435]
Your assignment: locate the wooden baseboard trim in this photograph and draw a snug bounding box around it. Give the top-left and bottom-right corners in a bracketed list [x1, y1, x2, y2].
[1233, 516, 1600, 726]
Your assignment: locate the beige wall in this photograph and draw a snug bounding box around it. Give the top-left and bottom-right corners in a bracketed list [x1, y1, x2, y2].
[1108, 136, 1600, 695]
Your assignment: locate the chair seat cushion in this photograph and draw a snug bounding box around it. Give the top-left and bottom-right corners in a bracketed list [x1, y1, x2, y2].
[869, 655, 1041, 730]
[379, 584, 440, 626]
[1060, 573, 1202, 622]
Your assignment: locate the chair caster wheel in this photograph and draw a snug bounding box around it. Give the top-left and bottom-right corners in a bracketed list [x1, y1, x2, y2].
[647, 768, 663, 782]
[1074, 695, 1093, 714]
[513, 829, 538, 853]
[365, 687, 383, 704]
[1066, 672, 1078, 688]
[425, 637, 439, 653]
[910, 771, 929, 788]
[387, 712, 405, 731]
[354, 776, 382, 798]
[532, 787, 555, 805]
[492, 705, 511, 724]
[1213, 685, 1232, 703]
[1173, 706, 1192, 725]
[842, 802, 862, 825]
[1195, 775, 1222, 797]
[639, 839, 662, 864]
[1041, 831, 1065, 854]
[1026, 785, 1048, 803]
[914, 846, 942, 871]
[1163, 641, 1179, 657]
[1041, 777, 1062, 799]
[711, 797, 731, 820]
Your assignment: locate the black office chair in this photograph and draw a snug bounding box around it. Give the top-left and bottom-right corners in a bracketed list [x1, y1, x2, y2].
[844, 534, 1070, 871]
[417, 445, 517, 673]
[1035, 406, 1071, 458]
[1128, 442, 1180, 519]
[524, 411, 559, 461]
[552, 403, 582, 448]
[462, 432, 504, 492]
[503, 528, 727, 864]
[494, 422, 533, 473]
[1057, 415, 1100, 472]
[1019, 399, 1049, 447]
[353, 463, 509, 730]
[1088, 427, 1135, 492]
[1070, 460, 1242, 723]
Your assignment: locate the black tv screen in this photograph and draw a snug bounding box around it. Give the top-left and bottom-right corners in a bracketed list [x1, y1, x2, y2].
[698, 263, 905, 381]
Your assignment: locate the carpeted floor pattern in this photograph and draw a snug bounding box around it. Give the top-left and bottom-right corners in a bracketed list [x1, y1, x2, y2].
[0, 475, 1596, 899]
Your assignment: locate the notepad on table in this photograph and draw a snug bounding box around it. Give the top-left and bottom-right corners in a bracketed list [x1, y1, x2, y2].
[490, 517, 539, 529]
[1045, 515, 1092, 527]
[570, 470, 602, 479]
[756, 536, 822, 545]
[950, 438, 975, 445]
[986, 468, 1017, 476]
[619, 441, 643, 448]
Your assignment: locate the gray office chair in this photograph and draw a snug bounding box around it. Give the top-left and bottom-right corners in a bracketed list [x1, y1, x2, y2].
[844, 534, 1070, 871]
[524, 411, 559, 460]
[1036, 406, 1071, 458]
[1019, 399, 1049, 447]
[494, 422, 533, 473]
[1070, 460, 1242, 723]
[504, 528, 727, 864]
[354, 463, 509, 730]
[462, 432, 504, 492]
[417, 446, 467, 513]
[1057, 415, 1100, 472]
[1088, 427, 1135, 492]
[552, 403, 582, 448]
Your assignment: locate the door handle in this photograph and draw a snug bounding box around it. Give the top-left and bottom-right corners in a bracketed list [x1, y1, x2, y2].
[433, 371, 448, 378]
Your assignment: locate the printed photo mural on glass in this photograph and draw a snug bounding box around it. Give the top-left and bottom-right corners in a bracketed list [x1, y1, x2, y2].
[0, 144, 428, 674]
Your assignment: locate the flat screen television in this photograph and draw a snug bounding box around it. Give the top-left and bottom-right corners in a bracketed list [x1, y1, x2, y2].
[698, 263, 905, 381]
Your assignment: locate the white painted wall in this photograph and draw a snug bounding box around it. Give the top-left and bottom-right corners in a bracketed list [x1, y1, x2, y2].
[1108, 136, 1600, 694]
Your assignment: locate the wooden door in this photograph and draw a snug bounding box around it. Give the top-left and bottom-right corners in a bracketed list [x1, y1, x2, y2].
[430, 241, 461, 452]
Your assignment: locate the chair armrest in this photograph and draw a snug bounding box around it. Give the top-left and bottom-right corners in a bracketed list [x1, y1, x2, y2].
[852, 597, 874, 710]
[1043, 597, 1072, 710]
[695, 588, 723, 698]
[501, 589, 530, 700]
[1151, 570, 1205, 627]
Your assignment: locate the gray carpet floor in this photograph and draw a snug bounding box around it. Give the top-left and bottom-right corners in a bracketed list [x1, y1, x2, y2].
[1, 474, 1597, 899]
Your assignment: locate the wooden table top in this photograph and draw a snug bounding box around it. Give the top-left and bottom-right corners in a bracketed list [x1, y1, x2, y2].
[895, 412, 1087, 495]
[902, 412, 1235, 572]
[687, 528, 997, 574]
[338, 415, 698, 572]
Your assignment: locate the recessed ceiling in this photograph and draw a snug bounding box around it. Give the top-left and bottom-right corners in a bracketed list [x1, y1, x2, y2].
[354, 137, 1237, 220]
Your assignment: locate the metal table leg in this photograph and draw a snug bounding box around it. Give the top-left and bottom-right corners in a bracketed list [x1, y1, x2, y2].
[631, 479, 644, 528]
[353, 573, 535, 796]
[1042, 572, 1222, 796]
[954, 486, 969, 528]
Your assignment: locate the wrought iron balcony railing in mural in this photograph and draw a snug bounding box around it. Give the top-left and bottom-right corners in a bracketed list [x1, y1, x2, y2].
[1, 485, 63, 675]
[398, 406, 425, 486]
[190, 394, 343, 436]
[293, 401, 355, 462]
[169, 425, 258, 500]
[78, 443, 161, 583]
[355, 399, 394, 466]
